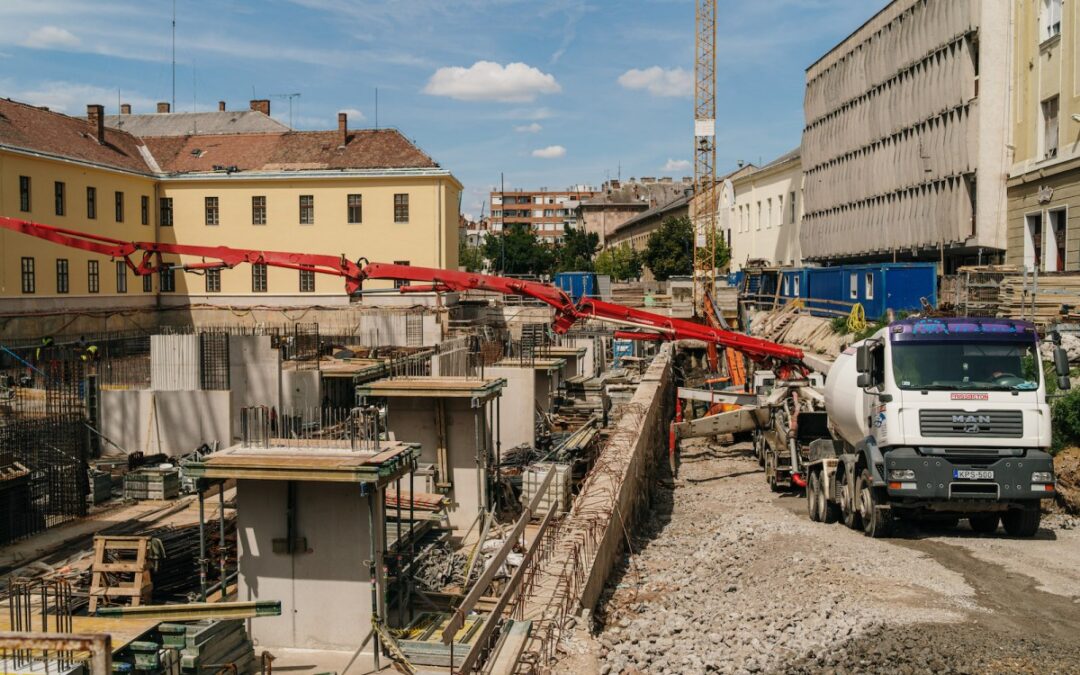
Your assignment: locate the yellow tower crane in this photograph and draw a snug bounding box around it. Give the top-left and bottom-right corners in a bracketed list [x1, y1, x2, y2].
[692, 0, 718, 315]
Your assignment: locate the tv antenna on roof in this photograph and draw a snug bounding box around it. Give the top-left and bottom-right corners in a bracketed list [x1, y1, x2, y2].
[269, 93, 301, 129]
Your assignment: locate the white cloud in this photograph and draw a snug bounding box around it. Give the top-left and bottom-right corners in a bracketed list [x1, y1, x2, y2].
[21, 25, 79, 49]
[663, 158, 691, 171]
[515, 122, 542, 133]
[531, 145, 566, 159]
[617, 66, 692, 98]
[9, 81, 155, 114]
[423, 61, 561, 103]
[338, 107, 366, 120]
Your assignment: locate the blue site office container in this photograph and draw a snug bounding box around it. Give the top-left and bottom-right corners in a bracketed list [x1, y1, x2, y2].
[612, 339, 636, 367]
[553, 272, 597, 302]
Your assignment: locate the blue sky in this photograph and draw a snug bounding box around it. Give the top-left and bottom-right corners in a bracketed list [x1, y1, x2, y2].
[0, 0, 881, 219]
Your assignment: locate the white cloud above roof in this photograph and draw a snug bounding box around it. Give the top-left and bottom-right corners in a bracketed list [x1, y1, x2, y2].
[617, 66, 692, 98]
[424, 61, 561, 103]
[532, 145, 566, 159]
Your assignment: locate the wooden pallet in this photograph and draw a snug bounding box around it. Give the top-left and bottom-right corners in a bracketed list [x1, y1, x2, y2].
[88, 535, 153, 613]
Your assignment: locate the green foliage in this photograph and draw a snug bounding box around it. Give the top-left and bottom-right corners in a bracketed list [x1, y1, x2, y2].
[458, 237, 485, 272]
[643, 216, 694, 281]
[555, 225, 599, 273]
[482, 224, 556, 276]
[706, 225, 732, 271]
[1052, 386, 1080, 454]
[594, 244, 644, 282]
[830, 316, 849, 334]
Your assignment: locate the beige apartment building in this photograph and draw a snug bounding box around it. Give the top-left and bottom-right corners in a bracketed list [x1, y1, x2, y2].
[1006, 0, 1080, 271]
[724, 150, 802, 271]
[800, 0, 1011, 272]
[491, 186, 597, 243]
[0, 98, 461, 313]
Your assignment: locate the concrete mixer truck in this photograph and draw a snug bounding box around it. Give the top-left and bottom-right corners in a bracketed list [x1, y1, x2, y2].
[804, 316, 1069, 538]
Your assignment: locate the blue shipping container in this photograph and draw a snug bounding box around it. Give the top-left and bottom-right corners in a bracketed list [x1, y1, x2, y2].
[612, 339, 635, 367]
[553, 272, 597, 302]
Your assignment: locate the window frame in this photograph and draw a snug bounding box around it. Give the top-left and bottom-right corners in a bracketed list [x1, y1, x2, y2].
[347, 194, 363, 224]
[394, 193, 410, 223]
[143, 273, 153, 293]
[205, 268, 221, 293]
[19, 176, 31, 212]
[1042, 0, 1062, 41]
[56, 258, 69, 294]
[252, 195, 267, 225]
[54, 181, 65, 217]
[299, 195, 314, 225]
[87, 260, 100, 294]
[141, 195, 150, 225]
[393, 260, 410, 289]
[849, 272, 859, 299]
[1042, 95, 1060, 160]
[252, 263, 268, 293]
[159, 263, 175, 293]
[114, 191, 124, 223]
[21, 257, 35, 294]
[159, 197, 174, 227]
[116, 260, 128, 294]
[87, 186, 97, 220]
[205, 196, 220, 226]
[864, 272, 875, 301]
[299, 267, 316, 293]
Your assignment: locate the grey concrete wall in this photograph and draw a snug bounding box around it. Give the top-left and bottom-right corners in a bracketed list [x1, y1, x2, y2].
[565, 336, 606, 377]
[100, 389, 231, 456]
[281, 369, 322, 410]
[486, 365, 537, 451]
[150, 334, 201, 390]
[237, 479, 377, 652]
[383, 397, 487, 534]
[228, 336, 281, 437]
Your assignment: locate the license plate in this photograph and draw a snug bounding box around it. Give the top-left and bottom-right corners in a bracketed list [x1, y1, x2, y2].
[954, 469, 994, 480]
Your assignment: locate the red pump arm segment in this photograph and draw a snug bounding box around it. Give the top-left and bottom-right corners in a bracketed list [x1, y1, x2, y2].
[0, 217, 804, 365]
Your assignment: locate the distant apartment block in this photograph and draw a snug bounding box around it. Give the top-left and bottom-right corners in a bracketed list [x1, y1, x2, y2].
[580, 177, 693, 246]
[1006, 0, 1080, 272]
[490, 186, 598, 243]
[800, 0, 1010, 271]
[723, 151, 802, 271]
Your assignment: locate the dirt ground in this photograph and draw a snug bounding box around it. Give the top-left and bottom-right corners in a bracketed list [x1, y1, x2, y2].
[554, 440, 1080, 674]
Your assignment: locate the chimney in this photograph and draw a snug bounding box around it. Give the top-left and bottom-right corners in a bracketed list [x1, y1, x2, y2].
[250, 99, 270, 116]
[86, 104, 105, 144]
[157, 101, 171, 113]
[218, 101, 226, 111]
[337, 112, 348, 147]
[120, 103, 131, 115]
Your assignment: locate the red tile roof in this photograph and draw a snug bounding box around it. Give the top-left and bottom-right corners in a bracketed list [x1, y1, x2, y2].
[142, 129, 439, 174]
[0, 98, 152, 173]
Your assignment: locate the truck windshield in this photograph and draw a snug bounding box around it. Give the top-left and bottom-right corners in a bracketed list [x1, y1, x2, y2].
[891, 342, 1040, 391]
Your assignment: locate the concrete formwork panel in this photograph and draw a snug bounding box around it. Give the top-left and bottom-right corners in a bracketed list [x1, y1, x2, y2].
[228, 336, 281, 437]
[485, 365, 537, 452]
[237, 479, 377, 652]
[99, 389, 231, 456]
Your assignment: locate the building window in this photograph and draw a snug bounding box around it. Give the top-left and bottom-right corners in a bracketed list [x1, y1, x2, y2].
[393, 260, 410, 289]
[252, 196, 266, 225]
[87, 261, 100, 293]
[849, 272, 858, 299]
[394, 194, 409, 223]
[756, 201, 762, 231]
[87, 186, 97, 219]
[864, 273, 874, 301]
[55, 259, 69, 294]
[205, 196, 220, 226]
[159, 197, 173, 227]
[116, 261, 127, 293]
[252, 263, 268, 292]
[1048, 209, 1068, 271]
[789, 191, 796, 224]
[299, 195, 314, 225]
[347, 194, 362, 224]
[141, 195, 149, 225]
[1042, 0, 1062, 41]
[793, 276, 801, 297]
[143, 273, 153, 293]
[114, 191, 124, 222]
[54, 181, 65, 216]
[1042, 96, 1059, 160]
[299, 267, 315, 293]
[21, 257, 35, 294]
[19, 176, 30, 212]
[205, 268, 221, 293]
[159, 264, 175, 293]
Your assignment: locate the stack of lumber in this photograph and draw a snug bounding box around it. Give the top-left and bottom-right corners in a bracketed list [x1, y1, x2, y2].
[124, 467, 180, 500]
[158, 620, 256, 673]
[995, 273, 1080, 326]
[750, 306, 853, 358]
[385, 489, 447, 513]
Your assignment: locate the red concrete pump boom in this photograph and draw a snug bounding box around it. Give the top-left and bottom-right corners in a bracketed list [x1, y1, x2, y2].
[0, 217, 804, 366]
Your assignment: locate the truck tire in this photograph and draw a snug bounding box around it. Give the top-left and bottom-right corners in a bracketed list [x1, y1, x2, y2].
[838, 469, 861, 530]
[1002, 506, 1041, 537]
[857, 468, 893, 538]
[818, 473, 840, 524]
[807, 472, 823, 522]
[968, 513, 999, 534]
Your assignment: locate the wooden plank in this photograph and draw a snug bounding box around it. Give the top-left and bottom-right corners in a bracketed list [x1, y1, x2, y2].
[484, 620, 532, 675]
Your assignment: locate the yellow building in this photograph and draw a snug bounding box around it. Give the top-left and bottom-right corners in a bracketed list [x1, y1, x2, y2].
[0, 99, 461, 314]
[1007, 0, 1080, 271]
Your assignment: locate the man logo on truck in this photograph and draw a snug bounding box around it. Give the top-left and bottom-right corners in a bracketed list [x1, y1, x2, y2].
[952, 414, 991, 433]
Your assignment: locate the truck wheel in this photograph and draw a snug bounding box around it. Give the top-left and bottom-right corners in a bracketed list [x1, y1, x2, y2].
[818, 474, 839, 524]
[753, 431, 765, 467]
[968, 513, 999, 534]
[807, 472, 823, 522]
[838, 470, 861, 530]
[858, 468, 893, 538]
[1002, 506, 1041, 537]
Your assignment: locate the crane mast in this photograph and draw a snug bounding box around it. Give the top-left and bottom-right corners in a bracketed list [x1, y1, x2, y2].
[692, 0, 718, 316]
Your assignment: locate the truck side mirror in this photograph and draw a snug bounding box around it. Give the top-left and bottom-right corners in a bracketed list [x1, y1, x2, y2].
[857, 372, 872, 388]
[1054, 346, 1070, 378]
[855, 344, 869, 374]
[1058, 375, 1071, 391]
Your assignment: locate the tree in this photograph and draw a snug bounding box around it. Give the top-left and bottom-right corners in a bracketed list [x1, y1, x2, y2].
[482, 224, 555, 276]
[642, 216, 694, 281]
[595, 244, 643, 281]
[555, 225, 599, 273]
[458, 236, 485, 272]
